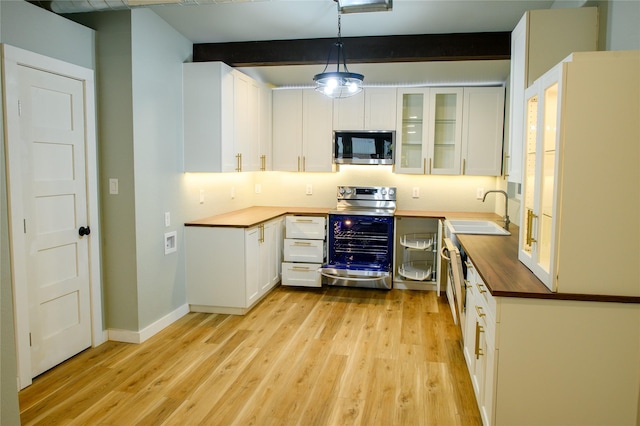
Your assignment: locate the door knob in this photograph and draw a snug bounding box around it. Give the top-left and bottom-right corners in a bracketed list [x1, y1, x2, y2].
[78, 226, 91, 237]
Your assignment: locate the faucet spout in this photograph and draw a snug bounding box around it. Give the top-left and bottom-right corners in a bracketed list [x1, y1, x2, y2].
[482, 190, 510, 231]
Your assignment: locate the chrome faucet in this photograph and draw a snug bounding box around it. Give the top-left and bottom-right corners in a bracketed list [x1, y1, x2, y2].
[482, 190, 510, 231]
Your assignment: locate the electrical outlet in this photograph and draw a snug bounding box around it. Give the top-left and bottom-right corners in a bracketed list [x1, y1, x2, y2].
[230, 187, 235, 199]
[412, 187, 420, 198]
[476, 188, 484, 200]
[306, 184, 313, 195]
[255, 183, 262, 194]
[109, 178, 119, 195]
[199, 189, 205, 204]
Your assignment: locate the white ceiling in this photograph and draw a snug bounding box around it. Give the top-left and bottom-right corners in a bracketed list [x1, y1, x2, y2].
[147, 0, 555, 43]
[66, 0, 564, 86]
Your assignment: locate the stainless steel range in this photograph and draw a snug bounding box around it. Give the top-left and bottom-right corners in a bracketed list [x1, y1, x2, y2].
[319, 186, 396, 289]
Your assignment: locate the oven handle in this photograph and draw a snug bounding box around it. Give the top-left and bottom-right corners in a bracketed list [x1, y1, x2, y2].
[440, 246, 450, 261]
[318, 269, 390, 282]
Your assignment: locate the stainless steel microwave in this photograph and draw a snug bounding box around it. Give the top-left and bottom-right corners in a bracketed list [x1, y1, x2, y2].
[333, 130, 395, 165]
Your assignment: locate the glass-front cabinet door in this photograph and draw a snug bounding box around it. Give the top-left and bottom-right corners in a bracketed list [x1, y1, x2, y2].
[519, 68, 561, 290]
[428, 88, 463, 175]
[395, 88, 430, 174]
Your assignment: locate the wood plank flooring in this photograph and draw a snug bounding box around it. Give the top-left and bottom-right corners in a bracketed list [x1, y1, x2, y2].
[19, 286, 481, 425]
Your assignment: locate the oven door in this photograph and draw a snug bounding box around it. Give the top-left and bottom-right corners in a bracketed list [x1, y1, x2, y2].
[441, 237, 465, 326]
[320, 213, 394, 289]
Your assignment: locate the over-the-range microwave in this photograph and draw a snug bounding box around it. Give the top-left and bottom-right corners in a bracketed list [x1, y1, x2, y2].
[333, 130, 395, 165]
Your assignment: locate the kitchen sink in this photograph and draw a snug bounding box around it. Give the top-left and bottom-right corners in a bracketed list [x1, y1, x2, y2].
[446, 220, 510, 236]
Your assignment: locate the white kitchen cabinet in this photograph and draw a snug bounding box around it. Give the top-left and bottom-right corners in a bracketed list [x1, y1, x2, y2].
[272, 89, 334, 172]
[258, 84, 272, 171]
[506, 7, 597, 183]
[183, 62, 267, 172]
[518, 51, 639, 297]
[333, 87, 397, 130]
[474, 296, 640, 426]
[282, 215, 326, 287]
[428, 87, 464, 175]
[463, 259, 497, 426]
[394, 88, 430, 174]
[185, 216, 284, 314]
[396, 87, 502, 176]
[393, 217, 441, 292]
[461, 87, 505, 176]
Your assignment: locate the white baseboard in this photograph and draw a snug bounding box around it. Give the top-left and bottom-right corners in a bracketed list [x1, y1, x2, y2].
[107, 304, 189, 344]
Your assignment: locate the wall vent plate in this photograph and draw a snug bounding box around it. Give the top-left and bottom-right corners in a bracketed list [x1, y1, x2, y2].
[164, 231, 177, 255]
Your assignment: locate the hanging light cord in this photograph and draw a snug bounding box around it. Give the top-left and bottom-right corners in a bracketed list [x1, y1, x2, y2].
[319, 12, 351, 75]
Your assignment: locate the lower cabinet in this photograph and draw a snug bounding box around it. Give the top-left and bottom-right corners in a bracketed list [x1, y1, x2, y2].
[281, 215, 326, 287]
[463, 259, 497, 426]
[185, 216, 284, 314]
[462, 258, 640, 426]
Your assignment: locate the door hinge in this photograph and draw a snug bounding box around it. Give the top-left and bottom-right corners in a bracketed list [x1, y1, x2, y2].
[18, 100, 22, 117]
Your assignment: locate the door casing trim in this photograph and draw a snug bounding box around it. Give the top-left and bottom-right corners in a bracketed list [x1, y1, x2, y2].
[2, 44, 104, 389]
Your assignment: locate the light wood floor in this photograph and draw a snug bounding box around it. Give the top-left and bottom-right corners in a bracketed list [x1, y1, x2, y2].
[19, 286, 481, 425]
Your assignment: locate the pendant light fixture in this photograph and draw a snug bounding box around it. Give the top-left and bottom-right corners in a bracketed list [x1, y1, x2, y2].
[313, 4, 364, 99]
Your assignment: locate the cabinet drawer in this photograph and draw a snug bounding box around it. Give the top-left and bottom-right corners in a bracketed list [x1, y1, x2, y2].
[285, 216, 326, 239]
[466, 259, 498, 321]
[281, 262, 321, 287]
[283, 239, 325, 263]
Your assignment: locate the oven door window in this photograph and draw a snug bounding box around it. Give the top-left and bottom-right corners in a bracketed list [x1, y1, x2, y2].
[327, 214, 394, 271]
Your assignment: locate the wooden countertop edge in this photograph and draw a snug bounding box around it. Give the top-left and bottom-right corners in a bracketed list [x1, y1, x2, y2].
[490, 290, 640, 304]
[185, 206, 331, 228]
[185, 207, 640, 304]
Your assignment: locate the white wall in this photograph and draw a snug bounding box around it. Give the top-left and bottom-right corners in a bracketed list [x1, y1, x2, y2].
[70, 8, 192, 333]
[183, 167, 500, 222]
[131, 9, 192, 329]
[602, 0, 640, 50]
[0, 2, 96, 423]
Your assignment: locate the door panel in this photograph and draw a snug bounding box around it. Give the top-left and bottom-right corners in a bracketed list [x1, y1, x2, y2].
[19, 65, 92, 377]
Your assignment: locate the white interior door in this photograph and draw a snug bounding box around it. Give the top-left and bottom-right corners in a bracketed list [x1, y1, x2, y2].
[19, 65, 92, 377]
[3, 45, 103, 388]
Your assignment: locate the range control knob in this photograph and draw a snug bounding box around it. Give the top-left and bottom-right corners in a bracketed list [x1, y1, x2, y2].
[381, 189, 387, 195]
[345, 187, 353, 194]
[338, 187, 346, 194]
[388, 188, 395, 195]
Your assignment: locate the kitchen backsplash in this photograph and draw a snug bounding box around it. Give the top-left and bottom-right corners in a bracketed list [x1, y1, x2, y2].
[182, 166, 521, 225]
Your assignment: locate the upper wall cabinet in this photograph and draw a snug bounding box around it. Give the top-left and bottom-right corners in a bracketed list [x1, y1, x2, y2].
[333, 87, 397, 130]
[183, 62, 270, 172]
[395, 87, 504, 176]
[428, 87, 464, 175]
[518, 51, 639, 297]
[272, 89, 334, 172]
[507, 7, 597, 183]
[461, 87, 505, 176]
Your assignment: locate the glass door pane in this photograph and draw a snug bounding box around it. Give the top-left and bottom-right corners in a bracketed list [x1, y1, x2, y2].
[400, 93, 424, 169]
[538, 82, 558, 273]
[522, 93, 538, 257]
[433, 93, 458, 170]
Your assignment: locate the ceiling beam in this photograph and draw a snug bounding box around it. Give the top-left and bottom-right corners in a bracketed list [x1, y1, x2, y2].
[193, 32, 511, 66]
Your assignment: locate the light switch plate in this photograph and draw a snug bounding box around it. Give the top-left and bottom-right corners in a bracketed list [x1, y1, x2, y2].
[164, 212, 171, 227]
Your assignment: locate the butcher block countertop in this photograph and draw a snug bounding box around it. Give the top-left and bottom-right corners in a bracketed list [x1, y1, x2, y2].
[185, 206, 331, 228]
[187, 207, 639, 304]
